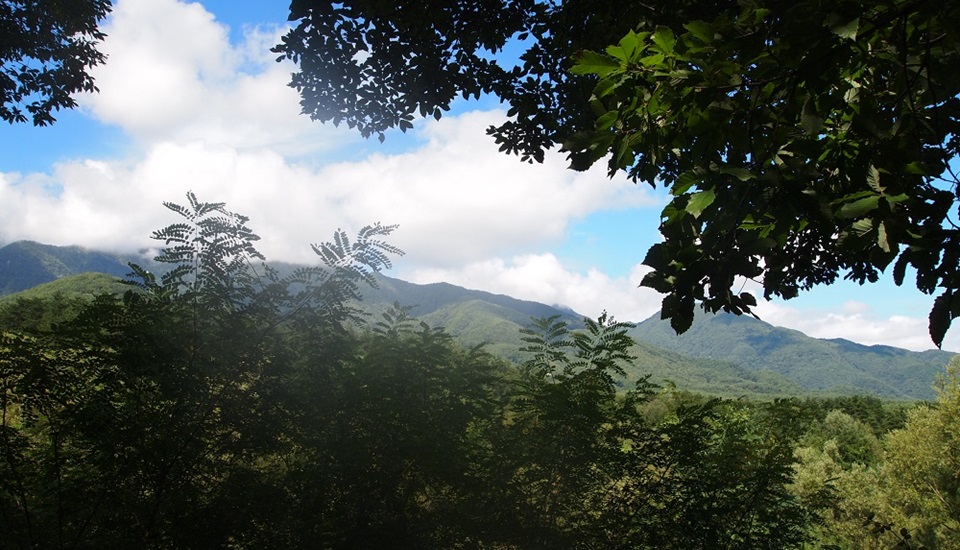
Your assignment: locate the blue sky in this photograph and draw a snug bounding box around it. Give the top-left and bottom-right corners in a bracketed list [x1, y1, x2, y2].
[0, 0, 954, 351]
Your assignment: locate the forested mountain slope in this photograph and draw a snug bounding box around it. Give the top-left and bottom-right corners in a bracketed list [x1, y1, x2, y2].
[0, 241, 144, 295]
[352, 274, 583, 359]
[349, 275, 807, 396]
[631, 312, 954, 399]
[1, 240, 951, 399]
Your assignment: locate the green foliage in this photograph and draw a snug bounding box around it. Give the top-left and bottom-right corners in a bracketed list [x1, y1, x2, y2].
[476, 314, 813, 548]
[5, 193, 951, 549]
[278, 0, 960, 347]
[566, 1, 960, 346]
[7, 252, 947, 400]
[1, 0, 112, 125]
[875, 359, 960, 548]
[143, 191, 267, 300]
[0, 272, 129, 301]
[0, 273, 133, 333]
[815, 395, 913, 435]
[599, 400, 812, 549]
[793, 357, 960, 549]
[802, 410, 883, 467]
[0, 294, 87, 333]
[511, 313, 634, 459]
[275, 0, 730, 156]
[284, 303, 510, 548]
[0, 193, 405, 549]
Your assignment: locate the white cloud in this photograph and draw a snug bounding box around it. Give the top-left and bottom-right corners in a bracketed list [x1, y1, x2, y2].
[80, 0, 351, 156]
[0, 109, 658, 264]
[754, 299, 957, 352]
[8, 0, 657, 268]
[49, 0, 658, 269]
[318, 110, 658, 267]
[82, 0, 233, 133]
[404, 254, 662, 323]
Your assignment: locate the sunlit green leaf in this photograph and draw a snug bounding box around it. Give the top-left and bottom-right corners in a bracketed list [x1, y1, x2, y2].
[651, 27, 676, 54]
[718, 166, 755, 181]
[866, 165, 882, 193]
[673, 170, 703, 195]
[829, 16, 859, 40]
[596, 110, 619, 131]
[617, 30, 644, 60]
[686, 189, 716, 218]
[837, 196, 880, 218]
[684, 20, 714, 43]
[877, 221, 894, 252]
[801, 95, 824, 135]
[571, 50, 621, 77]
[640, 53, 666, 68]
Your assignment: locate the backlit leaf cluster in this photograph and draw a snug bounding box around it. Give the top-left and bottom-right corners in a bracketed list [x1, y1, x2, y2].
[277, 0, 960, 347]
[0, 0, 111, 125]
[565, 1, 960, 345]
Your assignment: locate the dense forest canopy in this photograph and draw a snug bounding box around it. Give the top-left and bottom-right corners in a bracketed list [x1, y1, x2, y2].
[276, 0, 960, 347]
[3, 1, 960, 545]
[1, 194, 958, 548]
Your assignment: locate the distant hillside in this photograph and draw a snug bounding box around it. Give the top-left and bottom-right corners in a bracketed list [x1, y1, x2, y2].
[349, 275, 805, 397]
[0, 241, 146, 296]
[0, 272, 130, 304]
[629, 311, 954, 399]
[0, 272, 135, 332]
[0, 241, 951, 400]
[355, 275, 584, 360]
[360, 275, 576, 323]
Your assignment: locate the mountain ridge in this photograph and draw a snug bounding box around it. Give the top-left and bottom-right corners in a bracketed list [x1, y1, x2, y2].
[0, 240, 149, 295]
[0, 240, 952, 399]
[629, 310, 953, 399]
